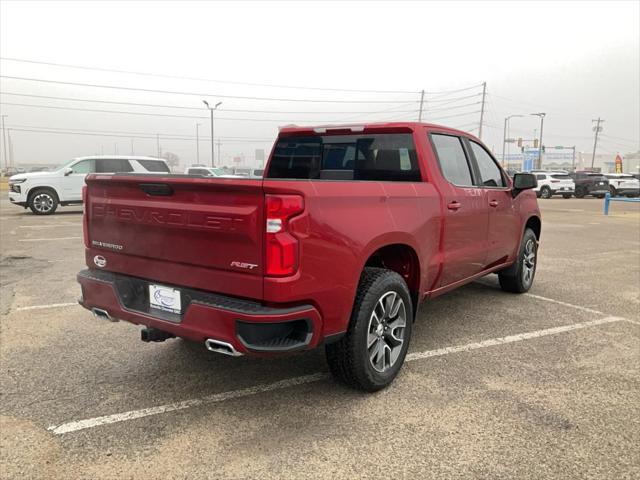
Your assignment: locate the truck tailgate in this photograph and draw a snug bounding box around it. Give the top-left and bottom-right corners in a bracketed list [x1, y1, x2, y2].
[84, 174, 264, 299]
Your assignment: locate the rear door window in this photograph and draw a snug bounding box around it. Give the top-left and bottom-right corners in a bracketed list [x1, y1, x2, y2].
[267, 133, 421, 182]
[96, 159, 134, 173]
[430, 134, 473, 187]
[550, 174, 571, 180]
[137, 160, 170, 173]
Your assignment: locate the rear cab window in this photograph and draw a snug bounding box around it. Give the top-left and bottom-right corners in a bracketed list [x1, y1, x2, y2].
[266, 133, 421, 182]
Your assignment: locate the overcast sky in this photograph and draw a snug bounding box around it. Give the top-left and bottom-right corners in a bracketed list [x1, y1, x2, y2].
[1, 0, 638, 168]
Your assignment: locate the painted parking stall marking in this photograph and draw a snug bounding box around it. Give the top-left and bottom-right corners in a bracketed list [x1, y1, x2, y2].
[47, 315, 630, 436]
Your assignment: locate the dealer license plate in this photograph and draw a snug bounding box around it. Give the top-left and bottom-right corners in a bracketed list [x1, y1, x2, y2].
[149, 284, 182, 314]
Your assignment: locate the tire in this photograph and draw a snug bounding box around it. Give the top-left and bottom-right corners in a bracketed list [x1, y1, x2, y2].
[575, 187, 586, 198]
[609, 186, 617, 197]
[540, 186, 552, 199]
[325, 267, 413, 392]
[498, 228, 538, 293]
[28, 188, 59, 215]
[562, 194, 572, 199]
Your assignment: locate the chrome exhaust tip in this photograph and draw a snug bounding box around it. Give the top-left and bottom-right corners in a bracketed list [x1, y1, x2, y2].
[92, 307, 118, 322]
[205, 338, 242, 356]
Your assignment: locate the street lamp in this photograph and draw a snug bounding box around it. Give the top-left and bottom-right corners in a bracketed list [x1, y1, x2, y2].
[195, 123, 202, 164]
[202, 100, 222, 167]
[530, 113, 546, 169]
[502, 114, 524, 166]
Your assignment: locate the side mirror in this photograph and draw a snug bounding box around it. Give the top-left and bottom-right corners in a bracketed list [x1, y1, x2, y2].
[64, 167, 73, 176]
[512, 173, 537, 197]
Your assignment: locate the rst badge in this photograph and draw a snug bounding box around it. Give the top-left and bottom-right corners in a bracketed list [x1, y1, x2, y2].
[230, 261, 258, 270]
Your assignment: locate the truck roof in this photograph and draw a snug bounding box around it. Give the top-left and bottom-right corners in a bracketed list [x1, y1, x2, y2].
[278, 121, 476, 139]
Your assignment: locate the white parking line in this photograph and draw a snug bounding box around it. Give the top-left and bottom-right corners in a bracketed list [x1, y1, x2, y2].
[523, 293, 605, 315]
[16, 302, 78, 311]
[18, 236, 82, 242]
[18, 224, 80, 228]
[48, 315, 626, 436]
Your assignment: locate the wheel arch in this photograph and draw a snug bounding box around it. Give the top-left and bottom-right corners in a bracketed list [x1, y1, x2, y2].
[27, 185, 61, 203]
[362, 242, 421, 315]
[525, 215, 541, 240]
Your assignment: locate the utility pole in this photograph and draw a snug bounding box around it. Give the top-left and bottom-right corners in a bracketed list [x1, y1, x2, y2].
[531, 113, 546, 169]
[203, 100, 222, 167]
[1, 115, 8, 172]
[156, 134, 161, 158]
[418, 90, 425, 122]
[478, 82, 487, 139]
[216, 140, 222, 166]
[591, 118, 604, 169]
[571, 146, 576, 171]
[196, 123, 201, 164]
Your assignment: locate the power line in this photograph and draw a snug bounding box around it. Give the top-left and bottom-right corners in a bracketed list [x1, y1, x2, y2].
[5, 123, 273, 140]
[0, 101, 432, 123]
[0, 56, 424, 95]
[0, 75, 418, 104]
[0, 92, 420, 115]
[7, 127, 273, 143]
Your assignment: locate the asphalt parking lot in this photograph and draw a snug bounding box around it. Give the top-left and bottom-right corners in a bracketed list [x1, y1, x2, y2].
[1, 197, 638, 479]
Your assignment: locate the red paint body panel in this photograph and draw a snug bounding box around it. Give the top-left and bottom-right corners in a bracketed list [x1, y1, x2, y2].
[79, 122, 540, 353]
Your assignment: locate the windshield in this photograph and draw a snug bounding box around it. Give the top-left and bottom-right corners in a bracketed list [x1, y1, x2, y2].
[52, 159, 77, 171]
[210, 168, 226, 176]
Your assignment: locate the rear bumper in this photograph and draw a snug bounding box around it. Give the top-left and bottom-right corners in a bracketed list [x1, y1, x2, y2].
[77, 269, 323, 355]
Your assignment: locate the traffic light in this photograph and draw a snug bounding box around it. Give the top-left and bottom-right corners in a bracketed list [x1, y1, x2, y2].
[533, 139, 539, 148]
[517, 138, 523, 148]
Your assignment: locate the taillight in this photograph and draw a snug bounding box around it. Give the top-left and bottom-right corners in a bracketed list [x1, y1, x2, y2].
[82, 186, 89, 248]
[265, 194, 304, 276]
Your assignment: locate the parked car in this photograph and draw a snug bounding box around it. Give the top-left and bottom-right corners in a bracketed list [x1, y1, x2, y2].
[184, 166, 239, 177]
[232, 167, 264, 178]
[8, 155, 170, 215]
[533, 172, 575, 198]
[603, 173, 640, 197]
[77, 122, 541, 391]
[569, 171, 610, 198]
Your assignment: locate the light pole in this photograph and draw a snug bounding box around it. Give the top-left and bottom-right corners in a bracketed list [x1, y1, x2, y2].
[531, 113, 546, 169]
[502, 114, 523, 166]
[202, 100, 222, 167]
[1, 115, 8, 172]
[195, 123, 202, 164]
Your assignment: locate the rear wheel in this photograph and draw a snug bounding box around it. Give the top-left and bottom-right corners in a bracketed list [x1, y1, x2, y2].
[325, 267, 413, 392]
[575, 187, 586, 198]
[498, 228, 537, 293]
[540, 186, 552, 199]
[28, 188, 58, 215]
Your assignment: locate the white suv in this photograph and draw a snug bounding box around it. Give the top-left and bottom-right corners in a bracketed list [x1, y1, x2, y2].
[8, 155, 170, 215]
[603, 173, 640, 197]
[533, 172, 575, 199]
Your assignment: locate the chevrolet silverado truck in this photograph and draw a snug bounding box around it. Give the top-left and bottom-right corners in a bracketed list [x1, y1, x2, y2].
[77, 122, 541, 391]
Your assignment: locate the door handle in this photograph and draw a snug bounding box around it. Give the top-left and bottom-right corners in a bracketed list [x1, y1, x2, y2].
[447, 201, 461, 211]
[489, 200, 499, 207]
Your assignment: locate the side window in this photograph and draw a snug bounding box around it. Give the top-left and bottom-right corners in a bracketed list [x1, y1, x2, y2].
[137, 160, 170, 173]
[96, 159, 134, 173]
[469, 141, 505, 187]
[536, 174, 545, 180]
[430, 134, 473, 187]
[71, 159, 95, 174]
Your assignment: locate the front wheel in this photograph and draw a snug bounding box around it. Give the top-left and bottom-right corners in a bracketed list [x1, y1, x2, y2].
[28, 189, 59, 215]
[575, 187, 586, 198]
[540, 186, 552, 199]
[325, 267, 413, 392]
[498, 228, 538, 293]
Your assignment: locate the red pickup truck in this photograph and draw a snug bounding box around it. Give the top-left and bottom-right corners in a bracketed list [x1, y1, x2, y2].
[78, 122, 540, 391]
